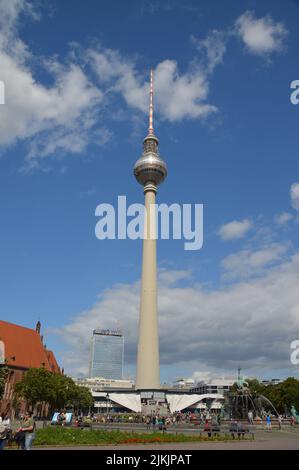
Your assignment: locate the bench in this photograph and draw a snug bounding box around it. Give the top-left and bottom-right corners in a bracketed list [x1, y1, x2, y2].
[228, 423, 254, 439]
[198, 424, 254, 440]
[203, 424, 221, 437]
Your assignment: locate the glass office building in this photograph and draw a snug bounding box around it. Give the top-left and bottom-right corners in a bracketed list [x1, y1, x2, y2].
[89, 329, 124, 379]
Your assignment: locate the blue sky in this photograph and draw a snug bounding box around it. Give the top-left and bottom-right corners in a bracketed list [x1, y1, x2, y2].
[0, 0, 299, 383]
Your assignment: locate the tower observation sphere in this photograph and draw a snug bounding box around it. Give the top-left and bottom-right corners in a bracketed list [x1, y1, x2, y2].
[134, 70, 167, 187]
[134, 135, 167, 186]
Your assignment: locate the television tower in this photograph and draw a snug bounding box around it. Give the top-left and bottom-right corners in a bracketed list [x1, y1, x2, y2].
[134, 70, 167, 390]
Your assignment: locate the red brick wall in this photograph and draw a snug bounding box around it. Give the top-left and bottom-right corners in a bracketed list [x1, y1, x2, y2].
[0, 368, 27, 418]
[1, 367, 52, 419]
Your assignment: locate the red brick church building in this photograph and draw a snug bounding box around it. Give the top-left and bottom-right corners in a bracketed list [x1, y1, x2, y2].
[0, 320, 61, 418]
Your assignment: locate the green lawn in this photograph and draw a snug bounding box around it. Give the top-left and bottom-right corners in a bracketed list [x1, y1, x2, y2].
[32, 426, 250, 446]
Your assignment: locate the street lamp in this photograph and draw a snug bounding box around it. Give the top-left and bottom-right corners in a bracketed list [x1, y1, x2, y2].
[106, 393, 109, 420]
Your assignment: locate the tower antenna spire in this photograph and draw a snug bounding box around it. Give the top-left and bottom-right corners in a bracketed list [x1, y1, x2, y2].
[148, 69, 154, 136]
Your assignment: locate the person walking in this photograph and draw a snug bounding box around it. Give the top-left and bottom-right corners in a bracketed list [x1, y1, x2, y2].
[204, 418, 211, 437]
[278, 415, 282, 430]
[156, 415, 160, 426]
[266, 414, 272, 431]
[151, 415, 156, 430]
[2, 415, 10, 428]
[146, 416, 151, 430]
[17, 411, 36, 450]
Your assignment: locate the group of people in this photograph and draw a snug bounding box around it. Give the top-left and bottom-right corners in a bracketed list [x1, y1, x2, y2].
[56, 410, 67, 425]
[248, 411, 295, 430]
[0, 411, 36, 451]
[145, 415, 168, 430]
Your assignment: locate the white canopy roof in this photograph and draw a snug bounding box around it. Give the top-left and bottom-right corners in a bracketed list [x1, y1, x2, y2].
[108, 393, 142, 413]
[91, 391, 224, 413]
[166, 393, 224, 413]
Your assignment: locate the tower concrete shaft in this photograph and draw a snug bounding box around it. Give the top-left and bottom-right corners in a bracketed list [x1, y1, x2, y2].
[136, 183, 159, 389]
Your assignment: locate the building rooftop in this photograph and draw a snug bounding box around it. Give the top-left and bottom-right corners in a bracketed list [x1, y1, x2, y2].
[0, 320, 60, 373]
[196, 378, 235, 386]
[93, 329, 123, 337]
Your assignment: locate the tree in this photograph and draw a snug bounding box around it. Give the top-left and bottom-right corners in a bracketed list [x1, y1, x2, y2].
[14, 368, 94, 415]
[246, 377, 299, 413]
[14, 368, 53, 411]
[246, 379, 265, 397]
[69, 385, 94, 411]
[277, 377, 299, 412]
[48, 373, 75, 411]
[0, 365, 9, 398]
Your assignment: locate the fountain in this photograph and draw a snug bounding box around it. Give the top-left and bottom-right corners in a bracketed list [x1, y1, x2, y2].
[224, 371, 279, 420]
[291, 405, 299, 424]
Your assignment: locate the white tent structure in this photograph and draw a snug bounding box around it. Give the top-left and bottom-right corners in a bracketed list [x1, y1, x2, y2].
[91, 391, 225, 414]
[166, 393, 225, 413]
[93, 392, 142, 413]
[109, 393, 142, 413]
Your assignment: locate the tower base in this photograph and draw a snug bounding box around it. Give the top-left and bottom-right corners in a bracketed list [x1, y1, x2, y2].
[139, 390, 169, 415]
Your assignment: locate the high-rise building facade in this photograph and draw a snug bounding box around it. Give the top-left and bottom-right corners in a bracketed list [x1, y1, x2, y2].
[89, 329, 124, 380]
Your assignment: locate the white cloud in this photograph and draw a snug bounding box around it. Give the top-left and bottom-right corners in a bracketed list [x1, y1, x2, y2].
[190, 370, 235, 384]
[0, 0, 38, 58]
[55, 252, 299, 378]
[0, 4, 218, 166]
[87, 47, 149, 114]
[158, 268, 192, 286]
[0, 2, 108, 168]
[218, 219, 252, 241]
[275, 212, 294, 225]
[0, 4, 289, 168]
[290, 182, 299, 211]
[191, 10, 287, 72]
[191, 30, 227, 72]
[1, 55, 103, 160]
[221, 242, 290, 280]
[155, 60, 217, 121]
[90, 49, 217, 122]
[235, 11, 287, 56]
